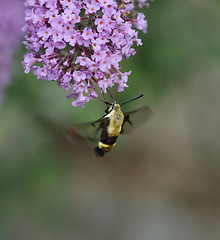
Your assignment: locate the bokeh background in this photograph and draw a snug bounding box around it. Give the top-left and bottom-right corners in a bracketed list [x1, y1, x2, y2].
[1, 0, 220, 239]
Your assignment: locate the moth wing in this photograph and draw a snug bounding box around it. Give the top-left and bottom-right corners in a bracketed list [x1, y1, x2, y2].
[121, 105, 152, 135]
[65, 118, 107, 143]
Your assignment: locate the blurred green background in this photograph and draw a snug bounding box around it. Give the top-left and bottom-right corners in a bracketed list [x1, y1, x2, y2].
[1, 0, 220, 239]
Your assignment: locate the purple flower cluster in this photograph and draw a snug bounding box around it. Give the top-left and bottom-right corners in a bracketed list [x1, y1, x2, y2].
[23, 0, 150, 107]
[0, 0, 24, 104]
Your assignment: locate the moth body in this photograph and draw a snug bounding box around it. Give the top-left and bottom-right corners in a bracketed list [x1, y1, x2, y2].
[95, 103, 124, 156]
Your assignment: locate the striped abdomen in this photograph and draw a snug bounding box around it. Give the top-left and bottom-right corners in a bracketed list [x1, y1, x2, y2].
[94, 108, 124, 157]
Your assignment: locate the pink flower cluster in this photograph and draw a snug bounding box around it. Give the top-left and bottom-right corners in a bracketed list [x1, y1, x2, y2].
[0, 0, 24, 104]
[23, 0, 150, 107]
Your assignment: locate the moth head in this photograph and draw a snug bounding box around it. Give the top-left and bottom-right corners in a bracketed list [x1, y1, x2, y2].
[105, 101, 120, 114]
[113, 103, 120, 111]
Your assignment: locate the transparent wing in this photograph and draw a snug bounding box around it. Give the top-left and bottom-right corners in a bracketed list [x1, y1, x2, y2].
[121, 105, 152, 135]
[65, 118, 107, 143]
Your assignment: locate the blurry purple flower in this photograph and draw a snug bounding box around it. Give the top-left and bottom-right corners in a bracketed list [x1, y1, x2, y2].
[23, 0, 151, 107]
[135, 13, 148, 33]
[0, 0, 25, 104]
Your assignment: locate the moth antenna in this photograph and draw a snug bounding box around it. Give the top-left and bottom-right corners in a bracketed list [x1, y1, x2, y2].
[107, 89, 114, 102]
[120, 94, 144, 106]
[98, 95, 111, 106]
[101, 89, 106, 101]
